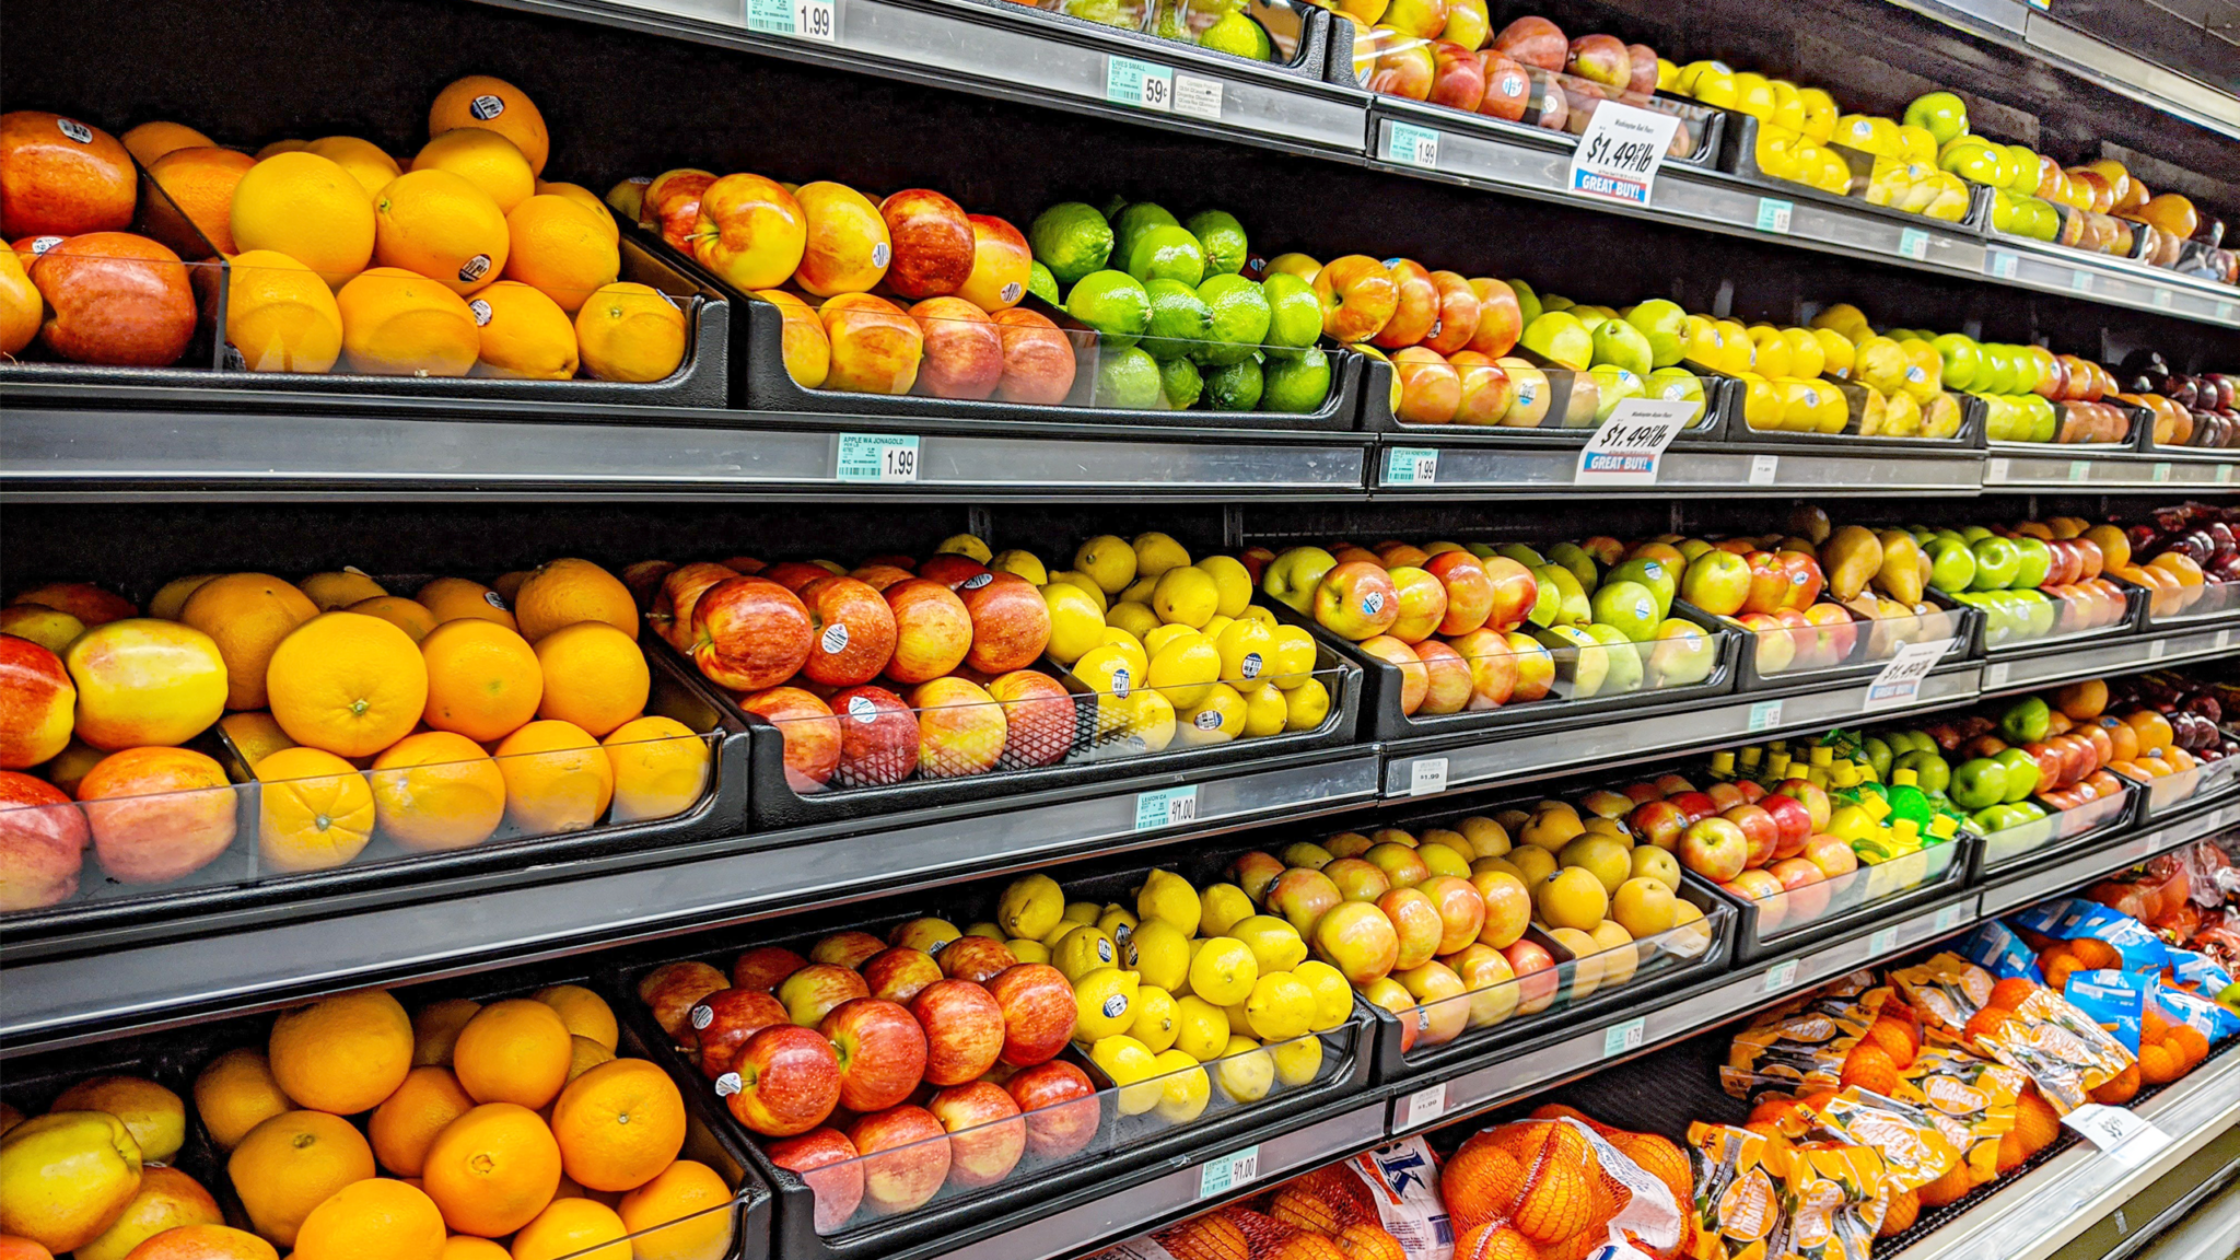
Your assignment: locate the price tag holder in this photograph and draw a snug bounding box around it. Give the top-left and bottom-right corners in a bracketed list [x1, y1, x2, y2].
[1602, 1017, 1646, 1058]
[1989, 250, 2019, 280]
[1386, 446, 1440, 486]
[835, 433, 919, 482]
[1748, 454, 1779, 486]
[2219, 464, 2234, 484]
[1984, 661, 2010, 689]
[2219, 301, 2236, 323]
[1409, 758, 1449, 798]
[2153, 289, 2173, 310]
[1402, 1082, 1448, 1129]
[1748, 698, 1784, 732]
[1387, 122, 1440, 169]
[1987, 456, 2011, 483]
[1898, 228, 1930, 261]
[1765, 959, 1800, 993]
[1755, 197, 1793, 234]
[747, 0, 837, 39]
[2062, 1104, 2170, 1168]
[1869, 926, 1900, 956]
[1567, 102, 1681, 206]
[1863, 637, 1955, 711]
[1134, 785, 1199, 831]
[2216, 629, 2231, 652]
[1198, 1145, 1261, 1197]
[1575, 398, 1696, 485]
[1106, 55, 1174, 112]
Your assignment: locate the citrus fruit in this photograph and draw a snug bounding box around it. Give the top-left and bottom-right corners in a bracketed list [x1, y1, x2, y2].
[1141, 278, 1212, 361]
[411, 128, 534, 214]
[0, 247, 39, 357]
[1027, 259, 1061, 305]
[550, 1059, 686, 1192]
[1193, 274, 1270, 365]
[1184, 210, 1249, 277]
[1026, 203, 1112, 285]
[194, 1049, 293, 1151]
[229, 152, 376, 287]
[121, 120, 214, 166]
[532, 621, 648, 737]
[617, 1159, 735, 1260]
[298, 571, 386, 610]
[576, 282, 686, 382]
[180, 572, 320, 710]
[1261, 273, 1321, 355]
[1158, 356, 1204, 409]
[603, 715, 711, 822]
[413, 998, 483, 1067]
[1204, 358, 1264, 410]
[265, 610, 428, 757]
[268, 988, 414, 1114]
[149, 146, 256, 254]
[1262, 348, 1332, 412]
[225, 249, 343, 373]
[369, 1066, 475, 1177]
[1200, 10, 1274, 58]
[1067, 269, 1151, 350]
[373, 168, 510, 295]
[504, 196, 620, 314]
[291, 1178, 444, 1260]
[421, 1101, 562, 1237]
[1094, 345, 1162, 408]
[335, 267, 480, 376]
[428, 76, 550, 176]
[370, 730, 506, 852]
[416, 577, 517, 630]
[452, 998, 575, 1109]
[496, 719, 615, 835]
[468, 279, 578, 379]
[228, 1110, 374, 1246]
[512, 558, 637, 643]
[304, 135, 403, 200]
[254, 745, 376, 873]
[1125, 224, 1206, 286]
[536, 180, 620, 240]
[511, 1198, 628, 1260]
[1109, 203, 1178, 269]
[533, 985, 618, 1050]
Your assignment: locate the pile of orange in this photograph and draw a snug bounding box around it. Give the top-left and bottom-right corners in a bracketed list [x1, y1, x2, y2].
[2104, 706, 2200, 786]
[1437, 1111, 1687, 1260]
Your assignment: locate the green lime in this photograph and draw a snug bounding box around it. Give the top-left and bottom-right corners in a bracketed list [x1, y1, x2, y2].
[1159, 356, 1205, 410]
[1126, 225, 1207, 287]
[1184, 210, 1249, 277]
[1111, 203, 1179, 277]
[1192, 273, 1271, 365]
[1260, 272, 1320, 357]
[1142, 278, 1213, 361]
[1063, 0, 1135, 29]
[1205, 358, 1264, 411]
[1151, 0, 1190, 42]
[1261, 348, 1332, 413]
[1096, 346, 1165, 409]
[1067, 270, 1152, 351]
[1027, 260, 1061, 306]
[1030, 203, 1114, 286]
[1199, 10, 1274, 59]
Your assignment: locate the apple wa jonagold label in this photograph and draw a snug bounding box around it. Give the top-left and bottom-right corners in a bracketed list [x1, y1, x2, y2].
[1574, 398, 1696, 485]
[1567, 101, 1681, 206]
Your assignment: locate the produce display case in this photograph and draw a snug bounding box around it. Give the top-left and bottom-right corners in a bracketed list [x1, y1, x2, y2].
[2109, 569, 2240, 630]
[1354, 354, 1737, 444]
[1368, 67, 1726, 174]
[937, 0, 1348, 87]
[1697, 829, 1974, 964]
[1715, 111, 1994, 233]
[1678, 597, 1976, 693]
[1926, 581, 2146, 658]
[2112, 754, 2240, 824]
[1981, 398, 2150, 452]
[1724, 382, 1987, 452]
[1965, 778, 2138, 879]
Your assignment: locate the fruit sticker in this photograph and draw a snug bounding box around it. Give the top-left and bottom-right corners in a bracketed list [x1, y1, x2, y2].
[458, 253, 492, 284]
[847, 694, 879, 723]
[821, 623, 850, 654]
[1361, 591, 1384, 617]
[469, 298, 493, 326]
[56, 117, 93, 143]
[470, 94, 507, 120]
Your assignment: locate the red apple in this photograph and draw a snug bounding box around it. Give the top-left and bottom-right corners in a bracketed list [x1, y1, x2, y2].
[654, 563, 740, 651]
[883, 579, 973, 684]
[2, 112, 136, 238]
[0, 635, 75, 770]
[910, 677, 1007, 778]
[848, 1105, 950, 1215]
[779, 962, 871, 1027]
[690, 986, 791, 1080]
[0, 771, 85, 910]
[1490, 15, 1567, 71]
[862, 946, 944, 1004]
[1705, 782, 1746, 811]
[1417, 873, 1487, 954]
[1449, 351, 1515, 425]
[1768, 858, 1829, 922]
[1722, 802, 1779, 868]
[990, 307, 1076, 406]
[908, 296, 1003, 400]
[1428, 43, 1488, 112]
[1625, 43, 1659, 96]
[739, 685, 843, 792]
[32, 231, 197, 367]
[1424, 552, 1495, 636]
[795, 576, 900, 688]
[929, 1080, 1025, 1189]
[1314, 561, 1401, 640]
[812, 930, 888, 968]
[880, 189, 975, 301]
[1422, 270, 1481, 357]
[760, 562, 831, 592]
[1357, 635, 1428, 715]
[986, 669, 1074, 769]
[1378, 886, 1445, 971]
[641, 960, 730, 1047]
[959, 214, 1030, 313]
[918, 555, 989, 590]
[693, 576, 813, 692]
[1679, 816, 1748, 882]
[1312, 255, 1400, 344]
[1414, 640, 1474, 716]
[1392, 347, 1462, 423]
[1802, 834, 1858, 879]
[1368, 42, 1436, 102]
[1385, 566, 1449, 644]
[1005, 1060, 1101, 1160]
[821, 996, 930, 1113]
[962, 572, 1051, 674]
[1761, 793, 1814, 861]
[1627, 799, 1687, 852]
[1723, 869, 1788, 932]
[1666, 790, 1717, 822]
[691, 173, 807, 290]
[821, 292, 923, 395]
[936, 935, 1019, 984]
[909, 979, 1005, 1086]
[1478, 557, 1537, 633]
[722, 1024, 842, 1137]
[1476, 54, 1533, 121]
[829, 684, 921, 786]
[1778, 552, 1826, 611]
[1445, 628, 1516, 709]
[1501, 938, 1558, 1014]
[767, 1128, 864, 1233]
[1374, 260, 1439, 350]
[984, 962, 1077, 1066]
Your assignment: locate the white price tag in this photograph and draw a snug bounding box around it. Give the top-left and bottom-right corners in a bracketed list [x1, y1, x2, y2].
[1863, 637, 1955, 711]
[1386, 122, 1440, 169]
[1408, 757, 1449, 798]
[2220, 464, 2234, 484]
[1134, 785, 1198, 831]
[1755, 197, 1793, 234]
[1869, 926, 1900, 955]
[747, 0, 835, 39]
[2068, 459, 2091, 482]
[1748, 454, 1779, 485]
[1171, 74, 1223, 121]
[1984, 661, 2010, 688]
[1402, 1082, 1448, 1128]
[1765, 959, 1800, 993]
[1567, 101, 1681, 206]
[1106, 56, 1174, 111]
[1748, 698, 1783, 732]
[1935, 904, 1964, 932]
[1198, 1144, 1261, 1197]
[1898, 228, 1931, 261]
[2148, 638, 2167, 661]
[1602, 1017, 1645, 1057]
[835, 433, 919, 481]
[2062, 1104, 2170, 1168]
[1575, 398, 1696, 485]
[1386, 446, 1439, 485]
[1988, 457, 2011, 483]
[1990, 250, 2019, 280]
[2217, 629, 2231, 651]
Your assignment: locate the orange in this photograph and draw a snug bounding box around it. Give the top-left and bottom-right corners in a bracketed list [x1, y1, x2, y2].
[534, 181, 619, 241]
[299, 572, 388, 610]
[495, 720, 614, 835]
[2068, 939, 2120, 970]
[2090, 1063, 2141, 1104]
[1269, 1185, 1345, 1233]
[0, 247, 35, 357]
[194, 1049, 294, 1151]
[502, 196, 618, 314]
[1504, 1125, 1592, 1244]
[122, 121, 216, 166]
[350, 596, 439, 642]
[513, 558, 638, 643]
[575, 283, 686, 383]
[375, 169, 510, 296]
[268, 988, 414, 1115]
[1334, 1223, 1407, 1260]
[421, 1102, 562, 1237]
[75, 1164, 221, 1260]
[2013, 1087, 2061, 1152]
[1986, 976, 2039, 1011]
[603, 716, 710, 823]
[469, 280, 577, 380]
[1154, 1215, 1249, 1260]
[412, 130, 534, 215]
[180, 573, 322, 710]
[2170, 1023, 2209, 1065]
[225, 249, 344, 373]
[1878, 1187, 1919, 1237]
[336, 267, 480, 376]
[371, 1066, 477, 1176]
[429, 76, 550, 177]
[1441, 1132, 1524, 1227]
[420, 619, 544, 742]
[1862, 1018, 1918, 1069]
[533, 985, 618, 1051]
[453, 999, 575, 1109]
[51, 1076, 186, 1164]
[568, 1036, 616, 1081]
[266, 610, 429, 757]
[617, 1159, 733, 1260]
[371, 731, 507, 852]
[2139, 1041, 2185, 1085]
[510, 1199, 628, 1260]
[495, 571, 534, 604]
[1455, 1224, 1541, 1260]
[304, 136, 402, 201]
[149, 147, 256, 254]
[292, 1177, 445, 1260]
[147, 574, 219, 621]
[227, 1110, 375, 1246]
[230, 152, 377, 287]
[119, 1223, 281, 1259]
[417, 577, 517, 630]
[413, 998, 484, 1066]
[2126, 710, 2175, 754]
[550, 1060, 686, 1192]
[255, 139, 310, 159]
[533, 623, 648, 737]
[442, 1239, 513, 1260]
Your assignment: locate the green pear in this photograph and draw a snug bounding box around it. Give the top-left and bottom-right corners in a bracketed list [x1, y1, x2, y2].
[1546, 542, 1600, 594]
[1521, 311, 1593, 371]
[1590, 319, 1655, 376]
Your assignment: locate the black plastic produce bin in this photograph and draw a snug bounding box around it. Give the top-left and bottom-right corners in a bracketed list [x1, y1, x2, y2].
[1692, 829, 1975, 964]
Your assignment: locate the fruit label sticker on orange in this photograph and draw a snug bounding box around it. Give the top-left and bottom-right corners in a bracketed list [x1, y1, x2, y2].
[1107, 56, 1175, 112]
[1568, 101, 1681, 206]
[1575, 397, 1696, 484]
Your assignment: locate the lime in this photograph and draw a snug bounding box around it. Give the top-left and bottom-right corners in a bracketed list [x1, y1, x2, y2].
[1159, 356, 1204, 410]
[1126, 225, 1207, 287]
[1096, 346, 1165, 409]
[1028, 260, 1061, 306]
[1261, 348, 1331, 413]
[1067, 270, 1152, 350]
[1142, 278, 1214, 361]
[1064, 0, 1136, 29]
[1260, 273, 1320, 357]
[1200, 10, 1274, 60]
[1030, 202, 1115, 286]
[1205, 358, 1264, 411]
[1192, 274, 1271, 366]
[1185, 210, 1249, 277]
[1111, 203, 1179, 276]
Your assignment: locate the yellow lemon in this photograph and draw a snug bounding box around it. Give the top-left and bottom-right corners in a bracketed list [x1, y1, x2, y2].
[1047, 570, 1107, 613]
[576, 282, 686, 383]
[1283, 677, 1332, 732]
[1136, 869, 1202, 938]
[1267, 625, 1317, 690]
[1173, 997, 1231, 1062]
[1270, 1032, 1323, 1085]
[1245, 973, 1315, 1043]
[504, 195, 621, 314]
[1142, 623, 1201, 658]
[1213, 619, 1276, 689]
[1226, 915, 1307, 974]
[1074, 535, 1137, 594]
[1132, 532, 1192, 578]
[1291, 961, 1353, 1031]
[305, 135, 403, 200]
[1195, 554, 1253, 618]
[1008, 938, 1050, 964]
[1038, 583, 1104, 668]
[469, 280, 578, 380]
[412, 127, 534, 214]
[1129, 919, 1191, 991]
[1178, 683, 1245, 746]
[1151, 1049, 1211, 1123]
[1214, 1036, 1274, 1102]
[1130, 987, 1178, 1053]
[1098, 903, 1139, 949]
[1063, 901, 1100, 925]
[1052, 925, 1118, 981]
[226, 249, 342, 373]
[1074, 969, 1140, 1042]
[997, 873, 1063, 940]
[937, 533, 993, 562]
[1126, 690, 1177, 752]
[1188, 937, 1258, 1005]
[1089, 1035, 1162, 1115]
[231, 151, 376, 287]
[1148, 636, 1220, 709]
[988, 549, 1047, 584]
[1104, 603, 1161, 646]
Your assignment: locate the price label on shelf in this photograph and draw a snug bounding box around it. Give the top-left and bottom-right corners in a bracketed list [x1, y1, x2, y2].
[1106, 56, 1174, 112]
[1869, 926, 1900, 956]
[2062, 1104, 2169, 1168]
[1935, 903, 1965, 933]
[1199, 1145, 1261, 1197]
[1989, 250, 2019, 280]
[2217, 629, 2231, 651]
[1748, 454, 1779, 486]
[1408, 757, 1449, 798]
[1402, 1082, 1448, 1128]
[1863, 637, 1955, 711]
[1748, 698, 1783, 732]
[2071, 270, 2094, 295]
[1567, 101, 1680, 206]
[1134, 785, 1199, 831]
[2219, 464, 2234, 484]
[2219, 301, 2236, 323]
[2068, 459, 2091, 482]
[1386, 446, 1440, 485]
[1984, 661, 2010, 688]
[1765, 959, 1800, 993]
[1898, 228, 1931, 261]
[1575, 398, 1695, 485]
[2148, 638, 2167, 662]
[2153, 289, 2174, 310]
[834, 433, 918, 481]
[1603, 1017, 1645, 1058]
[2153, 462, 2173, 482]
[1387, 122, 1440, 170]
[1171, 74, 1223, 121]
[1755, 197, 1793, 234]
[1988, 457, 2011, 483]
[746, 0, 836, 39]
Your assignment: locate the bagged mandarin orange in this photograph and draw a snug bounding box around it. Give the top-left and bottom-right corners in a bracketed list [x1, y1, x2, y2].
[1687, 1123, 1782, 1260]
[1798, 1088, 1960, 1192]
[1888, 954, 1996, 1041]
[1898, 1047, 2024, 1186]
[1767, 1141, 1885, 1260]
[1960, 986, 2132, 1112]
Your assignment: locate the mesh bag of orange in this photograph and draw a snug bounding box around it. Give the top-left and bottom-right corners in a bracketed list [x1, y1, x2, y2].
[1139, 1164, 1418, 1260]
[1438, 1106, 1688, 1260]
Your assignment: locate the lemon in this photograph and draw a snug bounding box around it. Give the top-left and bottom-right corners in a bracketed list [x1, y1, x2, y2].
[1131, 987, 1179, 1052]
[1143, 623, 1201, 657]
[1063, 900, 1101, 925]
[1130, 919, 1192, 991]
[1292, 961, 1354, 1031]
[1120, 573, 1160, 606]
[937, 533, 993, 562]
[1073, 643, 1141, 703]
[1201, 614, 1234, 642]
[1200, 883, 1256, 938]
[1075, 534, 1137, 594]
[1179, 684, 1246, 746]
[1245, 973, 1315, 1043]
[1211, 618, 1274, 689]
[1105, 605, 1161, 649]
[1043, 583, 1106, 665]
[1127, 690, 1178, 752]
[1187, 554, 1253, 618]
[1173, 997, 1232, 1062]
[1042, 918, 1083, 949]
[1189, 937, 1258, 1006]
[1271, 1034, 1324, 1086]
[1268, 625, 1318, 690]
[1239, 604, 1278, 628]
[964, 921, 1005, 939]
[1152, 1049, 1212, 1123]
[1008, 939, 1051, 964]
[1226, 915, 1307, 974]
[989, 549, 1047, 584]
[998, 873, 1064, 940]
[1137, 869, 1203, 938]
[1053, 925, 1119, 980]
[1215, 1036, 1274, 1102]
[1098, 904, 1139, 952]
[1075, 968, 1140, 1041]
[1280, 679, 1331, 732]
[1149, 637, 1220, 709]
[1132, 532, 1192, 579]
[1090, 1034, 1163, 1115]
[1046, 571, 1108, 615]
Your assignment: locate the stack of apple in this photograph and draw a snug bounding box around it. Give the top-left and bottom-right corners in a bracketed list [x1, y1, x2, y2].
[636, 926, 1098, 1231]
[1881, 518, 2131, 646]
[1664, 525, 1924, 676]
[2099, 671, 2239, 795]
[2118, 352, 2239, 449]
[1874, 325, 2140, 445]
[1902, 693, 2108, 839]
[1480, 294, 1715, 430]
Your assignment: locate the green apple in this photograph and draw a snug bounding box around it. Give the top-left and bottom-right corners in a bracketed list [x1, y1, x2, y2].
[1968, 536, 2021, 590]
[2015, 589, 2055, 637]
[1584, 623, 1644, 692]
[1904, 91, 1970, 145]
[2010, 536, 2051, 589]
[1522, 311, 1593, 371]
[1991, 748, 2039, 802]
[1931, 334, 1981, 390]
[1999, 697, 2050, 744]
[1604, 558, 1676, 618]
[1980, 345, 2017, 395]
[1926, 538, 1977, 593]
[1509, 278, 1542, 329]
[1646, 367, 1707, 422]
[1625, 299, 1689, 368]
[1894, 749, 1951, 794]
[1971, 803, 2027, 834]
[1949, 757, 2009, 811]
[1647, 618, 1716, 687]
[1590, 580, 1663, 643]
[1261, 546, 1337, 612]
[2000, 145, 2038, 193]
[1591, 321, 1653, 377]
[2019, 394, 2058, 443]
[1937, 137, 2003, 185]
[1496, 542, 1546, 567]
[1535, 624, 1607, 697]
[1532, 563, 1592, 627]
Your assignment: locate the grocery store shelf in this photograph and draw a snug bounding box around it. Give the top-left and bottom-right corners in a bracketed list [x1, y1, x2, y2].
[1985, 450, 2240, 490]
[1372, 438, 1986, 496]
[1976, 792, 2240, 916]
[1982, 240, 2240, 328]
[1978, 624, 2236, 695]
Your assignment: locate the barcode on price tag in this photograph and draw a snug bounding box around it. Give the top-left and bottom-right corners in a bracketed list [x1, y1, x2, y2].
[1134, 785, 1199, 831]
[1575, 398, 1696, 484]
[1990, 250, 2018, 279]
[1863, 638, 1954, 711]
[1748, 698, 1783, 732]
[1567, 101, 1681, 205]
[1106, 56, 1174, 111]
[1199, 1145, 1261, 1197]
[835, 433, 919, 481]
[1748, 454, 1779, 485]
[2062, 1104, 2169, 1168]
[1755, 197, 1793, 234]
[1765, 959, 1800, 993]
[1603, 1017, 1645, 1058]
[1387, 122, 1440, 169]
[747, 0, 837, 37]
[1403, 1083, 1448, 1128]
[1869, 927, 1899, 955]
[2071, 270, 2094, 295]
[1386, 446, 1439, 485]
[1899, 228, 1930, 261]
[1409, 758, 1449, 797]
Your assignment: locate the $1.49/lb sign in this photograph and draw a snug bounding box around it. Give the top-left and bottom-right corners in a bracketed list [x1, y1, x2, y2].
[1568, 101, 1682, 206]
[1574, 398, 1697, 485]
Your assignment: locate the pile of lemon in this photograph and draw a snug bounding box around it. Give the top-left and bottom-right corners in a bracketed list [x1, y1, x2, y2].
[986, 869, 1351, 1124]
